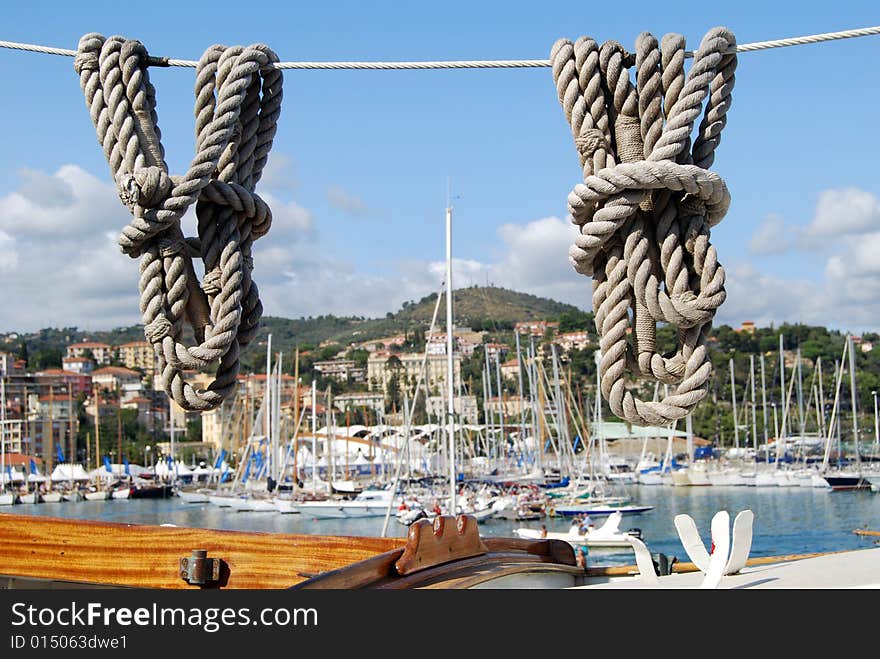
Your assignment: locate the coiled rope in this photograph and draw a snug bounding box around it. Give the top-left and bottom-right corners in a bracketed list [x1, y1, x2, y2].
[74, 33, 283, 411]
[551, 27, 736, 426]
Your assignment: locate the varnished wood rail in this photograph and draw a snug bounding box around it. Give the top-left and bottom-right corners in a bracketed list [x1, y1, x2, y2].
[0, 513, 405, 589]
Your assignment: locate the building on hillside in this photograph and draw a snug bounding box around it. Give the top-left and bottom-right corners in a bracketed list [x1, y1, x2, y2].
[66, 340, 114, 366]
[426, 394, 478, 424]
[457, 338, 480, 357]
[484, 343, 509, 361]
[514, 320, 559, 337]
[61, 356, 95, 375]
[32, 369, 92, 398]
[332, 391, 385, 417]
[25, 389, 77, 467]
[356, 334, 407, 352]
[0, 420, 25, 454]
[367, 351, 461, 397]
[91, 366, 143, 395]
[0, 350, 13, 376]
[500, 359, 521, 381]
[738, 321, 756, 334]
[484, 396, 529, 418]
[313, 359, 365, 383]
[555, 330, 591, 351]
[117, 340, 156, 374]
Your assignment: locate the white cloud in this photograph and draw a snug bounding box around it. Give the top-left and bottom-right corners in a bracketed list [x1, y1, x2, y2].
[0, 230, 18, 272]
[258, 153, 297, 194]
[805, 188, 880, 239]
[0, 165, 317, 333]
[325, 186, 371, 216]
[749, 214, 800, 255]
[10, 167, 878, 337]
[0, 165, 123, 238]
[260, 193, 314, 239]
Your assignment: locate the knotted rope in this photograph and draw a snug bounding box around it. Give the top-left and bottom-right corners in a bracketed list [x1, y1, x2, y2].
[74, 34, 282, 411]
[550, 27, 736, 426]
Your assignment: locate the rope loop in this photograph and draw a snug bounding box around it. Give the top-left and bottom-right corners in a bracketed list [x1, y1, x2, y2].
[551, 27, 736, 426]
[75, 32, 283, 411]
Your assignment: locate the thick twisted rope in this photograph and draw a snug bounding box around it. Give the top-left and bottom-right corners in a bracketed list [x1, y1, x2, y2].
[551, 27, 736, 426]
[74, 33, 282, 411]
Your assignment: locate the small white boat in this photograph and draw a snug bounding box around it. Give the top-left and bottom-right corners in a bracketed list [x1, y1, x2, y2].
[553, 503, 653, 517]
[0, 492, 17, 506]
[274, 497, 300, 514]
[41, 491, 63, 503]
[83, 490, 108, 501]
[247, 497, 278, 513]
[62, 490, 84, 502]
[294, 487, 400, 519]
[177, 488, 211, 503]
[110, 487, 132, 500]
[18, 492, 42, 504]
[515, 511, 642, 548]
[208, 494, 238, 507]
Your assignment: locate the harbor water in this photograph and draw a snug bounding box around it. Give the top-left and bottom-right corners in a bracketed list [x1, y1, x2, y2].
[3, 486, 878, 569]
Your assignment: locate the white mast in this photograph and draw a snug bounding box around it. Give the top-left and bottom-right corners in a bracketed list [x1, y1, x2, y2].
[311, 380, 317, 492]
[848, 335, 861, 469]
[750, 355, 758, 456]
[777, 334, 786, 465]
[169, 399, 176, 484]
[760, 353, 769, 452]
[730, 358, 739, 449]
[1, 377, 6, 492]
[274, 352, 283, 485]
[445, 196, 456, 514]
[265, 333, 272, 479]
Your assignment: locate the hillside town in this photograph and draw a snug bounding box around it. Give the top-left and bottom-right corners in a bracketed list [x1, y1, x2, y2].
[2, 314, 878, 483]
[0, 318, 601, 474]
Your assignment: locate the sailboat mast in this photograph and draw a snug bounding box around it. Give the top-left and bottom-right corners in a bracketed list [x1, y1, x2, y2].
[265, 333, 272, 480]
[1, 377, 6, 493]
[760, 353, 769, 448]
[730, 358, 739, 449]
[444, 201, 456, 514]
[514, 331, 526, 458]
[817, 356, 826, 441]
[848, 335, 860, 467]
[778, 334, 786, 464]
[311, 380, 317, 492]
[750, 355, 758, 455]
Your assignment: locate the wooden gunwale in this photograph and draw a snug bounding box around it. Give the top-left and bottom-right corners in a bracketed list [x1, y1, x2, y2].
[0, 513, 404, 589]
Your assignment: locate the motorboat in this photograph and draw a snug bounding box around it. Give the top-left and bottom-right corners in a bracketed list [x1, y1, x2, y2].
[552, 503, 653, 517]
[514, 511, 643, 548]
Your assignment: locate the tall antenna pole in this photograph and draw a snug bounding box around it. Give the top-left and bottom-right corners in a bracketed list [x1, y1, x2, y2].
[445, 195, 456, 514]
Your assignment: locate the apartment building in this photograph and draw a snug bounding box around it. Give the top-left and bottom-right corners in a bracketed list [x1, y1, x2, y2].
[117, 340, 156, 374]
[367, 351, 461, 396]
[66, 340, 114, 366]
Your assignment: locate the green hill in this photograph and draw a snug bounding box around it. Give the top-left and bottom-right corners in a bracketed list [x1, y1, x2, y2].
[1, 286, 591, 373]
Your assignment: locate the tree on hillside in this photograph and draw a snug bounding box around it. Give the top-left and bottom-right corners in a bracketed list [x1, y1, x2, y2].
[558, 310, 594, 333]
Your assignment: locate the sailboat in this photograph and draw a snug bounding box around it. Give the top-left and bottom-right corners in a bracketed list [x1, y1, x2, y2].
[822, 335, 871, 490]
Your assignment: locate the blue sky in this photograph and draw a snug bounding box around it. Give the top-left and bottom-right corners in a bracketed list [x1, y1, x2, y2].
[0, 1, 879, 334]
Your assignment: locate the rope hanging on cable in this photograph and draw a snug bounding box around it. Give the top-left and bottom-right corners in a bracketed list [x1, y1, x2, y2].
[74, 33, 283, 411]
[551, 26, 736, 426]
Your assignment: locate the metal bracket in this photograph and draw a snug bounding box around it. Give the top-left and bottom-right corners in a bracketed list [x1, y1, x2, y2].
[179, 549, 221, 586]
